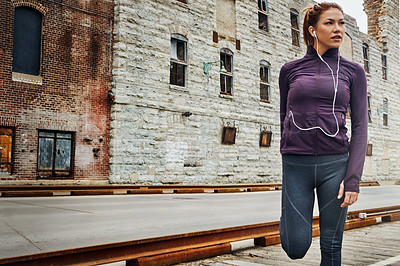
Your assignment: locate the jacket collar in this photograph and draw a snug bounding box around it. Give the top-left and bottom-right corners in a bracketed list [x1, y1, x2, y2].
[306, 44, 339, 58]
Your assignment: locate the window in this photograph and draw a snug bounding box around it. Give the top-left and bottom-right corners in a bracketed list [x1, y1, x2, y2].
[170, 34, 187, 87]
[12, 7, 42, 76]
[381, 54, 387, 80]
[382, 98, 388, 126]
[258, 0, 268, 32]
[367, 93, 372, 123]
[366, 143, 373, 156]
[340, 33, 353, 60]
[222, 126, 236, 144]
[259, 130, 272, 147]
[216, 0, 236, 38]
[362, 43, 369, 73]
[38, 130, 74, 177]
[220, 49, 233, 95]
[0, 127, 14, 174]
[260, 61, 270, 102]
[290, 9, 300, 46]
[346, 105, 351, 119]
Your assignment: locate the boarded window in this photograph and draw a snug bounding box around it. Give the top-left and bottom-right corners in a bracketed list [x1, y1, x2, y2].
[260, 61, 270, 102]
[339, 33, 353, 60]
[12, 7, 42, 76]
[259, 130, 272, 147]
[216, 0, 236, 38]
[290, 9, 300, 46]
[258, 0, 268, 32]
[38, 130, 74, 177]
[170, 35, 187, 87]
[222, 126, 236, 144]
[362, 44, 369, 73]
[0, 127, 14, 174]
[220, 49, 233, 95]
[213, 31, 218, 43]
[366, 143, 373, 156]
[381, 54, 387, 80]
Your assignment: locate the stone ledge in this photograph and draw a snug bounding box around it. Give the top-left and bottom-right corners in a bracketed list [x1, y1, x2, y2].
[12, 72, 42, 85]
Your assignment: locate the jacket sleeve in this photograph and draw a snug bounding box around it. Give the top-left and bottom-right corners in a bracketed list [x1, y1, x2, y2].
[279, 65, 289, 136]
[344, 63, 368, 192]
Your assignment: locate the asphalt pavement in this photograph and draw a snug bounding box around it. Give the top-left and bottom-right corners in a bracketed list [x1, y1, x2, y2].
[0, 185, 399, 259]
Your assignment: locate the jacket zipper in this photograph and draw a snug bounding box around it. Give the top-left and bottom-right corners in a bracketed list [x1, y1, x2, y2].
[315, 59, 321, 155]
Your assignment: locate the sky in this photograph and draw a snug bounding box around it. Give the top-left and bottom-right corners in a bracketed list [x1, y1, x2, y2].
[331, 0, 368, 33]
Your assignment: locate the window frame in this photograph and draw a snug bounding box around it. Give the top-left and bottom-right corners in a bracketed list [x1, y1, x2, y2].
[366, 143, 373, 156]
[382, 98, 388, 126]
[259, 130, 272, 147]
[170, 34, 188, 87]
[12, 6, 43, 76]
[258, 0, 269, 32]
[0, 127, 15, 175]
[362, 43, 369, 73]
[346, 105, 351, 119]
[37, 130, 75, 178]
[222, 126, 236, 145]
[220, 48, 233, 95]
[367, 93, 372, 123]
[381, 53, 387, 80]
[290, 9, 300, 46]
[260, 61, 270, 102]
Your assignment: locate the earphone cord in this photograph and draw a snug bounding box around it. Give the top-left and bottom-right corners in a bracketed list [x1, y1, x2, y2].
[289, 35, 340, 138]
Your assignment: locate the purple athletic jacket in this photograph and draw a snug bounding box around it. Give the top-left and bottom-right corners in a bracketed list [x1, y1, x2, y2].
[279, 45, 368, 192]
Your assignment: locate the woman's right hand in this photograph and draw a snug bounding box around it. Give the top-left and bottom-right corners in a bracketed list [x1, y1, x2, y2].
[337, 181, 359, 207]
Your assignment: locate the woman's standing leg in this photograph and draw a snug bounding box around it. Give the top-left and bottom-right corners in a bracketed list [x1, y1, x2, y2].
[280, 155, 316, 259]
[316, 155, 349, 266]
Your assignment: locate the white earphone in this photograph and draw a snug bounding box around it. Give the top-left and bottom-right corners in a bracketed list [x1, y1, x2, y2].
[288, 29, 341, 138]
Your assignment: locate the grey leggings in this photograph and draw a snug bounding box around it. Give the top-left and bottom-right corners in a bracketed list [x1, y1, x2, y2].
[280, 154, 349, 266]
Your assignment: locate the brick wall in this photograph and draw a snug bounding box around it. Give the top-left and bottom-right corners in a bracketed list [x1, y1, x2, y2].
[0, 0, 113, 183]
[109, 0, 400, 184]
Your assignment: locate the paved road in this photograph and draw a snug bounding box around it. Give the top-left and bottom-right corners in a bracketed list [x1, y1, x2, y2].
[0, 186, 399, 259]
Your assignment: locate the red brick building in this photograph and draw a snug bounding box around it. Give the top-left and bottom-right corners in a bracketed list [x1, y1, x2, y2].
[0, 0, 113, 183]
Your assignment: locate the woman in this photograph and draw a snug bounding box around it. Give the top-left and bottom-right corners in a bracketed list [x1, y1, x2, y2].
[279, 2, 368, 265]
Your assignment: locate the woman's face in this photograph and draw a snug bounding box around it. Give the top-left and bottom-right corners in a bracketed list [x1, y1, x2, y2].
[311, 8, 345, 54]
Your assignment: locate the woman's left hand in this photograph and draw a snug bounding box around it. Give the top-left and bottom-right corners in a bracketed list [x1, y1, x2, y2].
[337, 181, 359, 207]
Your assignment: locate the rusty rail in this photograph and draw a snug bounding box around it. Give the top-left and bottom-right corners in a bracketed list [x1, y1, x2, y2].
[0, 181, 381, 197]
[0, 205, 399, 266]
[0, 184, 283, 197]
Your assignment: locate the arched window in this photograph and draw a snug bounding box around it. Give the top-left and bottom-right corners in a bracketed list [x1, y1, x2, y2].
[260, 60, 270, 102]
[290, 9, 300, 46]
[220, 48, 233, 95]
[12, 7, 43, 76]
[362, 43, 369, 73]
[258, 0, 268, 32]
[170, 34, 187, 87]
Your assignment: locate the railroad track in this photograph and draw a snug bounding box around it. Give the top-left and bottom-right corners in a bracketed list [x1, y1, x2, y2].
[0, 204, 399, 266]
[0, 184, 283, 197]
[0, 181, 379, 197]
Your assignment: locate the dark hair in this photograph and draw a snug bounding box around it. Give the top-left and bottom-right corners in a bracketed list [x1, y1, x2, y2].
[303, 2, 344, 46]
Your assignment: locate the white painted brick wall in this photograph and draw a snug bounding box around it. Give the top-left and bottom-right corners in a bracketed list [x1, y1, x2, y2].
[110, 0, 400, 184]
